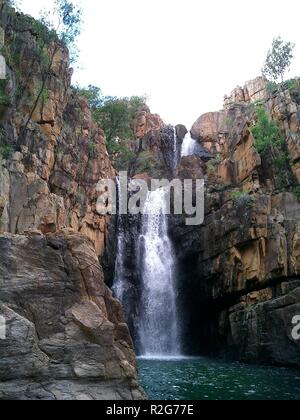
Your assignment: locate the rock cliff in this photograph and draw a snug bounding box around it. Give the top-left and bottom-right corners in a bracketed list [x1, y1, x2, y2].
[1, 0, 300, 394]
[105, 76, 300, 367]
[0, 2, 144, 400]
[0, 233, 144, 400]
[173, 76, 300, 366]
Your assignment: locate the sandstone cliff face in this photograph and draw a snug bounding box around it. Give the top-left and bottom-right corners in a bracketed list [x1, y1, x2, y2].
[0, 3, 143, 400]
[131, 106, 181, 179]
[173, 77, 300, 366]
[133, 105, 165, 141]
[0, 2, 115, 256]
[0, 233, 144, 400]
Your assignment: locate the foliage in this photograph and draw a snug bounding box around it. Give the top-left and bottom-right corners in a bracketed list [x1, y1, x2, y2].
[93, 95, 146, 149]
[215, 153, 222, 162]
[272, 151, 290, 170]
[74, 85, 103, 110]
[114, 147, 135, 172]
[286, 79, 298, 91]
[0, 80, 10, 107]
[95, 95, 144, 170]
[38, 0, 82, 63]
[250, 106, 283, 153]
[14, 0, 82, 138]
[251, 105, 295, 189]
[262, 36, 295, 82]
[266, 81, 278, 96]
[292, 186, 300, 204]
[135, 151, 158, 173]
[231, 190, 254, 209]
[206, 154, 221, 175]
[76, 85, 147, 170]
[0, 144, 14, 160]
[207, 161, 216, 174]
[88, 141, 97, 158]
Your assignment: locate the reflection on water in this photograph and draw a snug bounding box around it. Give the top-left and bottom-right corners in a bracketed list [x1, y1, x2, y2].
[138, 358, 300, 400]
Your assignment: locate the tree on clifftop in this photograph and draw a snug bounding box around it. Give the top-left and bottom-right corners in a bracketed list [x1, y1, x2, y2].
[262, 36, 295, 82]
[75, 85, 147, 171]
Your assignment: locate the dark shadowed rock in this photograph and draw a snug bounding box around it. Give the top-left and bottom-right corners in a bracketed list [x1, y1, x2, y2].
[175, 125, 188, 142]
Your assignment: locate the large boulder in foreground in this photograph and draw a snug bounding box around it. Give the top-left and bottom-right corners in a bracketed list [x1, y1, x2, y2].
[0, 233, 145, 400]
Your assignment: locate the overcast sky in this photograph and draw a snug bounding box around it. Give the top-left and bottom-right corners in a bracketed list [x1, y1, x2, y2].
[18, 0, 300, 128]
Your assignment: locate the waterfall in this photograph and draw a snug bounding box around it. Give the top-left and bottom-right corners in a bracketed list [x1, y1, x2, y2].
[181, 131, 198, 157]
[113, 230, 126, 302]
[138, 188, 181, 357]
[112, 178, 126, 302]
[173, 127, 178, 172]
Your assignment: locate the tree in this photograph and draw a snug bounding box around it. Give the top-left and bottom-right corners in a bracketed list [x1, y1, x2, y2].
[262, 36, 295, 82]
[74, 85, 103, 110]
[19, 0, 82, 136]
[250, 105, 282, 154]
[94, 95, 147, 170]
[76, 85, 147, 170]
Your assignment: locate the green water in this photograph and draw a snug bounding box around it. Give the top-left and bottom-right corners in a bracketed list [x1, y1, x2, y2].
[138, 357, 300, 400]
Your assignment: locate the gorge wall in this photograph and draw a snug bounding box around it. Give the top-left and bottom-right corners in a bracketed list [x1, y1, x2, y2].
[1, 1, 300, 402]
[112, 77, 300, 367]
[173, 77, 300, 366]
[0, 2, 144, 400]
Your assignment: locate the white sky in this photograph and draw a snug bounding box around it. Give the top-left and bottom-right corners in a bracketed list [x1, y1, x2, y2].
[18, 0, 300, 128]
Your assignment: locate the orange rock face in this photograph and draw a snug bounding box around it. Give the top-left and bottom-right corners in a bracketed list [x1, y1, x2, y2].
[224, 76, 268, 108]
[133, 105, 165, 140]
[0, 11, 115, 257]
[173, 77, 300, 367]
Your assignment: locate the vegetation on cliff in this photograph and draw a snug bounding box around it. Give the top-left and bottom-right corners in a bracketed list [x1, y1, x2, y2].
[0, 0, 82, 161]
[75, 85, 146, 170]
[262, 36, 295, 82]
[0, 0, 300, 381]
[1, 1, 146, 172]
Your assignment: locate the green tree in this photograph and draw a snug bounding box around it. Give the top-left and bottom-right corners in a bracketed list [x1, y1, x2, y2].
[262, 36, 295, 82]
[250, 105, 293, 188]
[250, 106, 282, 154]
[94, 95, 146, 170]
[75, 85, 103, 110]
[77, 85, 146, 170]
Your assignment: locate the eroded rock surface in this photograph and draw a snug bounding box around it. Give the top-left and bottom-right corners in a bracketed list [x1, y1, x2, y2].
[172, 78, 300, 367]
[0, 3, 115, 256]
[0, 233, 145, 400]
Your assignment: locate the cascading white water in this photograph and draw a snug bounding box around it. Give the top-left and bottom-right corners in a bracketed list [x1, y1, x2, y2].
[173, 127, 178, 172]
[138, 188, 181, 357]
[113, 233, 126, 302]
[181, 131, 197, 157]
[112, 178, 126, 302]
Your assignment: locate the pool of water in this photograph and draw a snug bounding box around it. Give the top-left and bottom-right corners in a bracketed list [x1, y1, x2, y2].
[138, 357, 300, 400]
